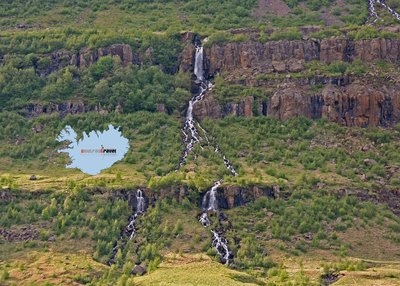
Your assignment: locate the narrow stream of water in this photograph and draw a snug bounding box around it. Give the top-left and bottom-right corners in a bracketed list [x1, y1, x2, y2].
[368, 0, 400, 22]
[108, 189, 145, 265]
[180, 40, 237, 265]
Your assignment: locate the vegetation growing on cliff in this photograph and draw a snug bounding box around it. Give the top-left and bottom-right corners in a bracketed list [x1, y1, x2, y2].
[0, 56, 190, 112]
[1, 0, 400, 285]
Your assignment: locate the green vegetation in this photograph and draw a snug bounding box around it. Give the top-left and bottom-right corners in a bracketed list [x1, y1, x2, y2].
[1, 0, 400, 285]
[268, 28, 303, 41]
[347, 25, 400, 40]
[213, 75, 270, 103]
[0, 0, 259, 31]
[0, 111, 182, 180]
[228, 191, 400, 252]
[0, 53, 190, 111]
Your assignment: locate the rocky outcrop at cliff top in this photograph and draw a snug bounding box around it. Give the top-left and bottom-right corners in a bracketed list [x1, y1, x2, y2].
[19, 99, 112, 118]
[180, 37, 400, 78]
[36, 44, 140, 76]
[183, 37, 400, 127]
[112, 184, 279, 211]
[71, 44, 139, 68]
[194, 38, 400, 75]
[193, 78, 400, 127]
[205, 184, 280, 209]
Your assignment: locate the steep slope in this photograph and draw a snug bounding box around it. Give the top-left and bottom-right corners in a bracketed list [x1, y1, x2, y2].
[178, 34, 400, 127]
[1, 1, 400, 286]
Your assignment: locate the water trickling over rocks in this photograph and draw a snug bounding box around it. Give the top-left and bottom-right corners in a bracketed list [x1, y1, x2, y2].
[108, 189, 146, 265]
[202, 180, 220, 212]
[199, 181, 233, 265]
[368, 0, 400, 22]
[178, 38, 238, 265]
[179, 41, 238, 176]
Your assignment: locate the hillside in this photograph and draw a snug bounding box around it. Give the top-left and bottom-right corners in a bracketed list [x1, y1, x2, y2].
[1, 0, 400, 285]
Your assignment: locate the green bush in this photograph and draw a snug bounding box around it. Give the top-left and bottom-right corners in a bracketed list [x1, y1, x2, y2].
[269, 28, 302, 41]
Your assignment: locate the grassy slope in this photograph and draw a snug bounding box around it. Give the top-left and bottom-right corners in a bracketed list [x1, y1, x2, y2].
[134, 254, 265, 286]
[1, 0, 399, 32]
[1, 1, 400, 285]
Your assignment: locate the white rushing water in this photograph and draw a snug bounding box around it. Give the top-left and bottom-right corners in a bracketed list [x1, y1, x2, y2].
[109, 189, 146, 264]
[202, 180, 221, 212]
[368, 0, 400, 22]
[136, 189, 145, 214]
[125, 189, 145, 239]
[194, 46, 205, 81]
[181, 40, 236, 265]
[199, 181, 231, 265]
[212, 230, 230, 264]
[179, 43, 238, 176]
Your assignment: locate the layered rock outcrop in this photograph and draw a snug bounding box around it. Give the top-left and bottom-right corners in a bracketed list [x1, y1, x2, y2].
[207, 184, 279, 209]
[72, 44, 139, 68]
[35, 44, 140, 76]
[270, 81, 400, 127]
[196, 38, 400, 75]
[193, 79, 400, 127]
[182, 37, 400, 127]
[19, 100, 112, 117]
[112, 184, 279, 211]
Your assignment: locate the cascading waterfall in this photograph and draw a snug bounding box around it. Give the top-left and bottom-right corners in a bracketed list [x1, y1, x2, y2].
[180, 39, 237, 265]
[194, 46, 205, 81]
[108, 189, 146, 265]
[125, 189, 145, 239]
[199, 181, 232, 265]
[211, 230, 230, 264]
[136, 189, 145, 214]
[368, 0, 400, 22]
[179, 43, 238, 177]
[202, 180, 220, 212]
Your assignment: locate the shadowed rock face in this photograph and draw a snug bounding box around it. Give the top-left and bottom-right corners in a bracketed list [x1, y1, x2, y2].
[269, 82, 400, 127]
[195, 38, 400, 74]
[35, 44, 140, 76]
[112, 184, 279, 211]
[181, 37, 400, 127]
[19, 100, 114, 118]
[192, 80, 400, 127]
[199, 185, 279, 210]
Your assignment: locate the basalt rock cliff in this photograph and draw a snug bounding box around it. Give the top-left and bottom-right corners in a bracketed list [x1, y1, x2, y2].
[111, 184, 279, 211]
[33, 44, 140, 77]
[181, 37, 400, 127]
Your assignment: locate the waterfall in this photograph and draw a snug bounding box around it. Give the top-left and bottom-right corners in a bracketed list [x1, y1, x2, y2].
[202, 180, 221, 211]
[179, 38, 235, 265]
[199, 213, 211, 227]
[124, 189, 145, 239]
[194, 46, 204, 82]
[108, 189, 146, 265]
[198, 181, 232, 265]
[179, 41, 238, 177]
[212, 230, 230, 264]
[368, 0, 400, 22]
[136, 189, 145, 214]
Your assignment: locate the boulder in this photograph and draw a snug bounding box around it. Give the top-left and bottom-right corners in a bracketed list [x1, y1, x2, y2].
[132, 265, 146, 276]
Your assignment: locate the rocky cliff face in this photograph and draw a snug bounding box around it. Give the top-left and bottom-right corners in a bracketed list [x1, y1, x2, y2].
[200, 38, 400, 75]
[193, 78, 400, 127]
[181, 37, 400, 127]
[112, 184, 279, 211]
[35, 44, 140, 76]
[19, 100, 114, 118]
[204, 184, 280, 209]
